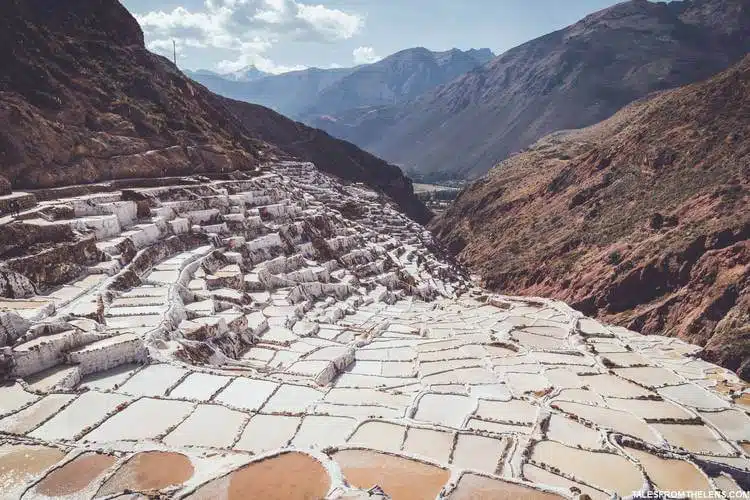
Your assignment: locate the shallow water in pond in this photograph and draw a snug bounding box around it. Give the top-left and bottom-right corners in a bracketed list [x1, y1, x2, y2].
[189, 452, 329, 500]
[34, 452, 116, 497]
[448, 473, 563, 500]
[623, 446, 710, 492]
[0, 446, 65, 491]
[333, 449, 449, 500]
[530, 440, 643, 496]
[97, 451, 194, 496]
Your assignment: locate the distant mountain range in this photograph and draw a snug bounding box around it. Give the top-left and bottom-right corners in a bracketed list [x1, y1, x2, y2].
[185, 47, 494, 123]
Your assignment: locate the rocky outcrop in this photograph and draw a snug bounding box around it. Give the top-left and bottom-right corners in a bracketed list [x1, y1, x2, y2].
[325, 0, 750, 181]
[432, 55, 750, 378]
[0, 0, 428, 222]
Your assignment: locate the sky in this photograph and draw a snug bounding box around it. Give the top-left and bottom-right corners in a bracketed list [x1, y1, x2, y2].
[120, 0, 632, 74]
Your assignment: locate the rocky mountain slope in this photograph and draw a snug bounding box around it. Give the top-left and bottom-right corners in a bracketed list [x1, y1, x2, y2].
[330, 0, 750, 181]
[432, 55, 750, 378]
[0, 0, 429, 223]
[303, 47, 494, 118]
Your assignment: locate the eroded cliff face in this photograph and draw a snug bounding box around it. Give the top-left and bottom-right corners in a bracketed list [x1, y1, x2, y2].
[432, 55, 750, 378]
[0, 0, 429, 223]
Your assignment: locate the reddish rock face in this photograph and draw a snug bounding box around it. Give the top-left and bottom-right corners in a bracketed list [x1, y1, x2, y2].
[0, 0, 429, 223]
[432, 56, 750, 379]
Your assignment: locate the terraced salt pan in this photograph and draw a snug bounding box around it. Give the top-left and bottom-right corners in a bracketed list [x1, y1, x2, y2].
[78, 363, 141, 391]
[32, 452, 117, 498]
[604, 397, 695, 420]
[234, 414, 300, 453]
[97, 451, 194, 496]
[291, 415, 357, 449]
[546, 414, 602, 449]
[450, 433, 508, 475]
[699, 409, 750, 440]
[658, 384, 730, 409]
[82, 398, 194, 442]
[553, 401, 660, 444]
[262, 384, 324, 413]
[334, 449, 450, 500]
[414, 393, 473, 428]
[614, 366, 683, 387]
[164, 404, 247, 448]
[0, 393, 76, 434]
[348, 421, 407, 453]
[529, 441, 643, 496]
[624, 446, 711, 492]
[188, 452, 330, 500]
[0, 445, 66, 497]
[31, 392, 131, 441]
[169, 372, 231, 401]
[117, 364, 188, 397]
[403, 427, 454, 464]
[214, 378, 278, 411]
[0, 383, 39, 415]
[448, 473, 563, 500]
[475, 399, 539, 424]
[523, 464, 608, 500]
[651, 423, 736, 454]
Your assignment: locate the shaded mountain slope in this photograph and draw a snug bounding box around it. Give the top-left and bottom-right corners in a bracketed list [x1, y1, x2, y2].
[331, 0, 750, 181]
[0, 0, 429, 222]
[432, 55, 750, 377]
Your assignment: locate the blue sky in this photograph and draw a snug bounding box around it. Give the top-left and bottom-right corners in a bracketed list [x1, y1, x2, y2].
[121, 0, 632, 74]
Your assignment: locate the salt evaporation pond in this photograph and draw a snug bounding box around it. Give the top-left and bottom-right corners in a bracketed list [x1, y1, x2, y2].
[448, 473, 563, 500]
[33, 452, 116, 497]
[97, 451, 194, 496]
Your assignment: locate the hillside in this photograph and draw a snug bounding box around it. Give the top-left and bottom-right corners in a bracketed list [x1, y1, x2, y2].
[330, 0, 750, 181]
[432, 55, 750, 378]
[0, 0, 429, 223]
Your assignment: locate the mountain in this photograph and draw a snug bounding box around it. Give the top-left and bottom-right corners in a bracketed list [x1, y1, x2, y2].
[431, 55, 750, 378]
[186, 47, 494, 121]
[301, 47, 495, 118]
[0, 0, 430, 223]
[186, 66, 357, 118]
[184, 66, 268, 85]
[326, 0, 750, 181]
[220, 65, 268, 82]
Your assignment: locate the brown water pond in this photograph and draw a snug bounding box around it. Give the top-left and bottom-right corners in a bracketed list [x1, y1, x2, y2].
[333, 449, 449, 500]
[0, 445, 65, 492]
[33, 452, 116, 497]
[97, 451, 194, 496]
[188, 452, 330, 500]
[448, 473, 563, 499]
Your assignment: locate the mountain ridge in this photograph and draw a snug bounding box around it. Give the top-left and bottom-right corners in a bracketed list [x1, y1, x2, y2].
[318, 0, 750, 181]
[431, 54, 750, 378]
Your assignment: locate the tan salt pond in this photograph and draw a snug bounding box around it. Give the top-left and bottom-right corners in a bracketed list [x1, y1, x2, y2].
[0, 445, 65, 493]
[414, 393, 473, 428]
[450, 434, 508, 475]
[651, 423, 735, 454]
[189, 452, 330, 500]
[553, 401, 659, 444]
[546, 414, 601, 449]
[613, 367, 683, 387]
[698, 409, 750, 441]
[580, 374, 654, 398]
[348, 421, 407, 453]
[448, 473, 563, 500]
[334, 449, 450, 500]
[234, 414, 300, 453]
[523, 464, 608, 500]
[529, 441, 643, 496]
[97, 451, 194, 496]
[623, 446, 710, 492]
[402, 427, 453, 464]
[33, 452, 116, 497]
[475, 399, 538, 424]
[604, 397, 694, 420]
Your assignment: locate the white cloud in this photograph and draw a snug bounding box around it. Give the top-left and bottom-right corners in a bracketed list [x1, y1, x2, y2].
[135, 0, 363, 74]
[353, 46, 380, 65]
